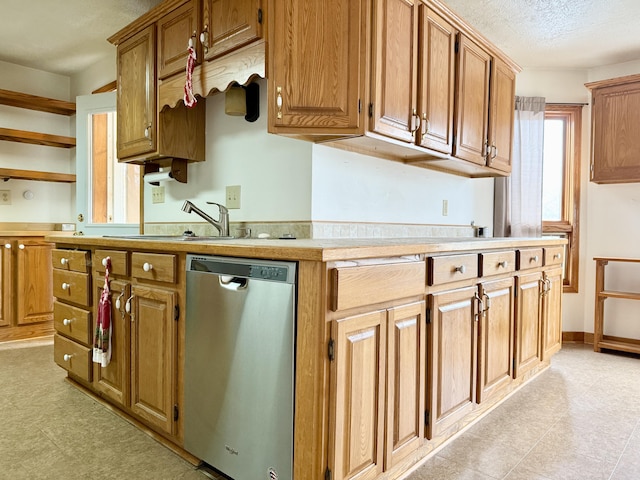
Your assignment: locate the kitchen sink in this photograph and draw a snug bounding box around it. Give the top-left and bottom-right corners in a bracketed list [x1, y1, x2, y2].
[103, 234, 235, 241]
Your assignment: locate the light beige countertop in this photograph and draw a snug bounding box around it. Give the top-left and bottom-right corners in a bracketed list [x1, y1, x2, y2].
[45, 234, 567, 262]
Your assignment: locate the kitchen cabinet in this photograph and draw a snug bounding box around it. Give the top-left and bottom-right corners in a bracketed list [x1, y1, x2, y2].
[453, 34, 515, 173]
[328, 261, 426, 479]
[0, 238, 54, 340]
[585, 74, 640, 184]
[268, 0, 366, 134]
[157, 0, 201, 80]
[513, 270, 543, 378]
[201, 0, 262, 61]
[114, 11, 205, 165]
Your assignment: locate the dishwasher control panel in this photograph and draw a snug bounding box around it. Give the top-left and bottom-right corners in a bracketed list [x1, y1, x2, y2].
[187, 255, 296, 284]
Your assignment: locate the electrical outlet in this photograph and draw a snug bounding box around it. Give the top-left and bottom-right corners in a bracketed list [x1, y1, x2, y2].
[442, 199, 448, 216]
[226, 185, 241, 209]
[0, 190, 10, 205]
[151, 186, 165, 204]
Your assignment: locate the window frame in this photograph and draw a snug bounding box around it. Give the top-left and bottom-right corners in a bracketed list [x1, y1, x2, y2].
[542, 104, 582, 293]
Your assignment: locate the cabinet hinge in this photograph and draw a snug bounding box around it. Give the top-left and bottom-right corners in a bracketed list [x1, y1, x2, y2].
[424, 409, 430, 426]
[426, 307, 431, 324]
[173, 404, 179, 421]
[455, 40, 459, 53]
[174, 305, 180, 322]
[368, 103, 373, 118]
[328, 339, 335, 361]
[257, 8, 263, 24]
[325, 467, 332, 480]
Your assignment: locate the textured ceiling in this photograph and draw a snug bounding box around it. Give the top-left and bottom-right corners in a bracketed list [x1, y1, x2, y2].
[0, 0, 639, 76]
[0, 0, 162, 76]
[444, 0, 640, 68]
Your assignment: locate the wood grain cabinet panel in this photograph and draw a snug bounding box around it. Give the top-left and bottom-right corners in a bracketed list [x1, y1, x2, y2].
[427, 286, 478, 439]
[428, 253, 478, 286]
[52, 248, 89, 273]
[53, 269, 91, 307]
[477, 277, 514, 403]
[54, 333, 92, 382]
[541, 267, 563, 361]
[487, 57, 516, 172]
[94, 249, 129, 277]
[157, 0, 201, 79]
[54, 301, 91, 346]
[514, 271, 542, 378]
[0, 242, 11, 327]
[586, 75, 640, 183]
[131, 252, 176, 283]
[203, 0, 262, 60]
[269, 0, 365, 133]
[16, 239, 53, 325]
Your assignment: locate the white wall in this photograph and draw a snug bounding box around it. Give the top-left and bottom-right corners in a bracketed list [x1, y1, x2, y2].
[0, 61, 74, 223]
[518, 64, 640, 338]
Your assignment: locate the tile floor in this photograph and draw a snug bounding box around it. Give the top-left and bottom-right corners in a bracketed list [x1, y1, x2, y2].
[1, 340, 638, 480]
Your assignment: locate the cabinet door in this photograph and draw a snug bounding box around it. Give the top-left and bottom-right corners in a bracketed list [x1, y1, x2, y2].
[487, 57, 515, 172]
[477, 278, 514, 403]
[385, 301, 425, 469]
[269, 0, 365, 133]
[371, 0, 418, 143]
[93, 279, 130, 407]
[453, 34, 491, 166]
[591, 82, 640, 183]
[117, 25, 156, 160]
[541, 267, 563, 361]
[330, 310, 386, 480]
[157, 0, 200, 79]
[16, 239, 53, 325]
[416, 6, 456, 154]
[427, 286, 478, 439]
[0, 240, 12, 327]
[130, 285, 177, 436]
[514, 272, 542, 378]
[202, 0, 262, 60]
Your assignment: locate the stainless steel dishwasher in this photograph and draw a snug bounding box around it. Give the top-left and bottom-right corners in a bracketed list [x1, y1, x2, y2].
[184, 254, 296, 480]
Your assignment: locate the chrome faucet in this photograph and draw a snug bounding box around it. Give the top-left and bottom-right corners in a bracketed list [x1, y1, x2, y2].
[181, 200, 230, 237]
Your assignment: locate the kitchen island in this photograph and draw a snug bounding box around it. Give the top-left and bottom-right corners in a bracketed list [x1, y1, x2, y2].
[47, 234, 565, 480]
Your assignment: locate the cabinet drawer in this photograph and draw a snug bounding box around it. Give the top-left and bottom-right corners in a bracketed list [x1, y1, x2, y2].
[52, 249, 90, 272]
[54, 333, 92, 382]
[131, 252, 176, 283]
[330, 261, 425, 312]
[516, 248, 543, 270]
[53, 269, 91, 306]
[428, 254, 478, 286]
[94, 249, 129, 276]
[544, 246, 564, 266]
[479, 250, 515, 277]
[54, 301, 92, 346]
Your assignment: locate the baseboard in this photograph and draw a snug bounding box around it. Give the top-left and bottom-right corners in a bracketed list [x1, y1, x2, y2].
[562, 331, 594, 344]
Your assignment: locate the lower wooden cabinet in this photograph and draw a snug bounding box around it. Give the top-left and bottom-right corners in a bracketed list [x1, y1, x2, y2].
[427, 286, 478, 439]
[514, 271, 543, 378]
[0, 238, 54, 337]
[541, 267, 563, 361]
[329, 301, 426, 480]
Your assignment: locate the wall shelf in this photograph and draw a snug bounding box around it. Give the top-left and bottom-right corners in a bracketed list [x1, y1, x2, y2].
[594, 257, 640, 355]
[0, 88, 76, 115]
[0, 168, 76, 183]
[0, 127, 76, 148]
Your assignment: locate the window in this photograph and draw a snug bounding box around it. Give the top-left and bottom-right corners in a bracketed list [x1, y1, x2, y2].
[542, 105, 582, 293]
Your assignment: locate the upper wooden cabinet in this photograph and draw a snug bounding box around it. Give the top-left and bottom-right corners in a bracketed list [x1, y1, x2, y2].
[269, 0, 366, 134]
[586, 74, 640, 184]
[157, 1, 201, 80]
[202, 0, 262, 60]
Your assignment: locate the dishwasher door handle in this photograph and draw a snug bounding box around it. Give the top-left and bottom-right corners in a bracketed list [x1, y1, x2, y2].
[219, 275, 248, 291]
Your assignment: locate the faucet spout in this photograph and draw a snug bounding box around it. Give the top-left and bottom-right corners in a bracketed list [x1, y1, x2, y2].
[181, 200, 230, 237]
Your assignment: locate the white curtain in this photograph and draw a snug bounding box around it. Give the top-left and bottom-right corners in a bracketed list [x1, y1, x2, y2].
[494, 96, 546, 237]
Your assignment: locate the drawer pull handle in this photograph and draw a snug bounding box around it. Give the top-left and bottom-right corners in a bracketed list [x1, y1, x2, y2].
[4, 243, 11, 249]
[61, 282, 70, 291]
[531, 255, 539, 263]
[454, 265, 466, 274]
[63, 318, 74, 326]
[60, 257, 68, 265]
[63, 354, 74, 362]
[554, 253, 561, 260]
[498, 261, 507, 268]
[143, 262, 153, 272]
[18, 244, 24, 250]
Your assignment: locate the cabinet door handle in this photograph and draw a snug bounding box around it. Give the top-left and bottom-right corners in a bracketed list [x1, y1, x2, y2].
[421, 113, 430, 140]
[125, 294, 135, 321]
[539, 279, 547, 297]
[474, 292, 483, 322]
[144, 123, 152, 141]
[454, 265, 466, 274]
[200, 24, 209, 52]
[554, 253, 562, 260]
[18, 244, 24, 250]
[276, 86, 283, 119]
[491, 144, 498, 159]
[483, 293, 491, 313]
[101, 257, 110, 267]
[4, 243, 11, 249]
[410, 109, 421, 134]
